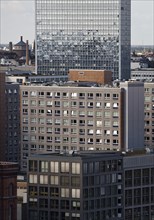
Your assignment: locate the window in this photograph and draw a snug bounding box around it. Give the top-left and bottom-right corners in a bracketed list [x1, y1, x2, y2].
[30, 118, 36, 124]
[40, 175, 48, 184]
[71, 177, 80, 187]
[50, 162, 59, 173]
[39, 136, 44, 142]
[61, 188, 69, 198]
[105, 103, 111, 108]
[79, 102, 85, 107]
[71, 93, 77, 98]
[39, 118, 45, 124]
[39, 187, 48, 196]
[30, 91, 37, 97]
[96, 139, 102, 144]
[72, 163, 80, 174]
[113, 93, 119, 99]
[54, 92, 60, 98]
[104, 93, 110, 99]
[61, 200, 70, 210]
[29, 174, 38, 184]
[61, 162, 69, 173]
[63, 110, 69, 116]
[63, 101, 69, 107]
[79, 93, 85, 98]
[71, 101, 77, 107]
[55, 128, 60, 134]
[104, 130, 110, 135]
[113, 121, 119, 127]
[47, 101, 52, 106]
[31, 100, 36, 106]
[96, 93, 102, 98]
[79, 111, 85, 116]
[71, 128, 77, 134]
[113, 112, 119, 118]
[63, 128, 69, 134]
[47, 109, 52, 115]
[96, 111, 102, 117]
[55, 110, 60, 116]
[47, 92, 52, 97]
[22, 91, 28, 96]
[113, 140, 119, 145]
[72, 189, 80, 198]
[71, 137, 77, 143]
[51, 176, 59, 185]
[39, 91, 44, 97]
[63, 137, 69, 143]
[23, 109, 28, 114]
[29, 160, 37, 172]
[96, 102, 101, 108]
[96, 120, 102, 126]
[87, 102, 93, 108]
[23, 117, 28, 123]
[31, 109, 36, 114]
[88, 129, 94, 135]
[88, 93, 93, 99]
[87, 111, 93, 117]
[71, 120, 77, 126]
[63, 92, 69, 98]
[55, 119, 60, 125]
[113, 103, 119, 108]
[96, 129, 102, 135]
[23, 126, 28, 132]
[71, 110, 77, 116]
[104, 139, 110, 144]
[63, 119, 69, 125]
[23, 135, 28, 141]
[47, 118, 52, 124]
[55, 101, 60, 107]
[79, 120, 85, 126]
[88, 120, 93, 126]
[88, 138, 93, 144]
[113, 130, 118, 136]
[104, 112, 110, 117]
[50, 188, 59, 197]
[61, 176, 69, 186]
[39, 127, 45, 133]
[39, 100, 45, 106]
[40, 161, 48, 172]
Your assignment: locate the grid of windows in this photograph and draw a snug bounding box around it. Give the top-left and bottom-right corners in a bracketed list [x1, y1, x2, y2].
[36, 0, 130, 80]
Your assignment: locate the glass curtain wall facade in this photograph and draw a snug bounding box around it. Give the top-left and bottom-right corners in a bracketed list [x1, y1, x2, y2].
[36, 0, 130, 80]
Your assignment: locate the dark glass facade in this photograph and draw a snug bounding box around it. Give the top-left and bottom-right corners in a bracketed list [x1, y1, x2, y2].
[36, 0, 131, 80]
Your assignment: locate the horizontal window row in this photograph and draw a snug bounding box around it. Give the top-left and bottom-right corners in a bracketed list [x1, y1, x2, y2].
[22, 100, 119, 109]
[22, 118, 119, 127]
[22, 91, 119, 99]
[29, 161, 80, 174]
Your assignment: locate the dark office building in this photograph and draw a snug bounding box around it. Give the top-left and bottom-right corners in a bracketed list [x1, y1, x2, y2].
[123, 154, 154, 220]
[0, 72, 6, 161]
[0, 162, 18, 220]
[27, 151, 123, 220]
[5, 82, 20, 163]
[27, 151, 154, 220]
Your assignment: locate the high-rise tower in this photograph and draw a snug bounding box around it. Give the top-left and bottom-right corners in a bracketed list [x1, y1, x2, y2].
[35, 0, 131, 80]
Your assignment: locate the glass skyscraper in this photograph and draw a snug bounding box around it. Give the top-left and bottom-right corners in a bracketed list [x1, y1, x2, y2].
[36, 0, 131, 80]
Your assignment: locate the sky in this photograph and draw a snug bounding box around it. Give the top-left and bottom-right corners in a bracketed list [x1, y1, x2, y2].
[0, 0, 154, 45]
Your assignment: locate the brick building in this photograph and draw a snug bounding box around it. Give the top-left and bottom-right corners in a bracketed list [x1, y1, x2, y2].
[0, 162, 18, 220]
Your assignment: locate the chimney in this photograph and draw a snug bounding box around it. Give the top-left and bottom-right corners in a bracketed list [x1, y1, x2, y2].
[26, 40, 29, 65]
[9, 42, 13, 52]
[20, 36, 23, 42]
